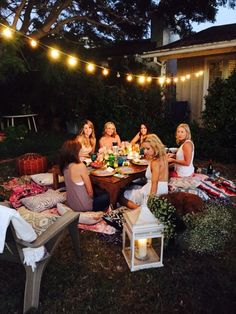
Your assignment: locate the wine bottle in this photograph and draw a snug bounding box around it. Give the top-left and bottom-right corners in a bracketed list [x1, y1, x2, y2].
[207, 160, 213, 175]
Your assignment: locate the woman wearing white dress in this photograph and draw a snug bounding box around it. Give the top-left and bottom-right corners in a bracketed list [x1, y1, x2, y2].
[120, 134, 169, 209]
[167, 123, 194, 177]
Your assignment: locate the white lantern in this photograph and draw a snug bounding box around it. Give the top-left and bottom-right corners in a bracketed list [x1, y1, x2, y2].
[122, 204, 164, 271]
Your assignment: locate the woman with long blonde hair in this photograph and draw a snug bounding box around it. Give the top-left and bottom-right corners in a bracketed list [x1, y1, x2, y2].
[76, 120, 96, 160]
[120, 134, 168, 209]
[167, 123, 194, 177]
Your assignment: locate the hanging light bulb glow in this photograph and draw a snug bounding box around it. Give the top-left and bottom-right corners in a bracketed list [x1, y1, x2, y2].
[158, 77, 165, 85]
[102, 68, 109, 76]
[146, 76, 152, 83]
[186, 74, 191, 79]
[30, 39, 38, 48]
[86, 63, 95, 73]
[2, 27, 13, 39]
[126, 74, 133, 82]
[173, 77, 178, 83]
[181, 76, 186, 82]
[138, 76, 145, 84]
[198, 70, 204, 76]
[166, 78, 171, 84]
[50, 48, 60, 59]
[67, 56, 78, 67]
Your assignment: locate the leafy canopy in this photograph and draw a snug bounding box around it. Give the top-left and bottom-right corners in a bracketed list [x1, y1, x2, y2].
[0, 0, 235, 44]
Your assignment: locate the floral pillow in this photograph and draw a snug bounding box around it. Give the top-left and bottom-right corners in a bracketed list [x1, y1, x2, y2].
[31, 173, 64, 186]
[21, 189, 66, 212]
[17, 206, 60, 236]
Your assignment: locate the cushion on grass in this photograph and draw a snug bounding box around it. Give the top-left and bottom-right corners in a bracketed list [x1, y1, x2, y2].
[17, 206, 60, 236]
[31, 173, 64, 186]
[21, 189, 66, 212]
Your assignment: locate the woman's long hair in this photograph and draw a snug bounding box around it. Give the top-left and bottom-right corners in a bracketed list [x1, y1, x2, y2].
[142, 134, 166, 158]
[59, 139, 82, 173]
[77, 119, 96, 148]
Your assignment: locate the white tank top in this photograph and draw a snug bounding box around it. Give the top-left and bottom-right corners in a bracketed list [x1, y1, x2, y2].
[175, 140, 194, 177]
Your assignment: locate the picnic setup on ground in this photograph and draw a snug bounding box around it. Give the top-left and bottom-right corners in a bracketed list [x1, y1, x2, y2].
[1, 120, 236, 312]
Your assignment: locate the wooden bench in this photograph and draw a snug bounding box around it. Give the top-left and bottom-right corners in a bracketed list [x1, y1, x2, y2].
[0, 211, 80, 313]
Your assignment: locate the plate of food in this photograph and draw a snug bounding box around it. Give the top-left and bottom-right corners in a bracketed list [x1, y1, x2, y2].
[116, 166, 134, 175]
[90, 161, 104, 169]
[91, 168, 115, 177]
[131, 158, 149, 166]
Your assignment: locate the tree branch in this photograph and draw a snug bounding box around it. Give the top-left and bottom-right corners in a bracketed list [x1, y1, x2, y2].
[12, 0, 27, 29]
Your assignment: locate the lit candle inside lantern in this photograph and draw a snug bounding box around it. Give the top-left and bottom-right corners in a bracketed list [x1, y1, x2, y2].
[137, 239, 147, 259]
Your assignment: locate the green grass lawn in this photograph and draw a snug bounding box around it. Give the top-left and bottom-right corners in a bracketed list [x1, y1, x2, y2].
[0, 131, 235, 313]
[0, 230, 235, 314]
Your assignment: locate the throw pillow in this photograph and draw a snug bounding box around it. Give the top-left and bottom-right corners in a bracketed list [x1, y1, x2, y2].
[21, 189, 66, 212]
[31, 173, 64, 186]
[17, 206, 60, 236]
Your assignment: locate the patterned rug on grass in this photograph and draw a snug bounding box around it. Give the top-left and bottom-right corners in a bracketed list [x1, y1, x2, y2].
[78, 220, 116, 235]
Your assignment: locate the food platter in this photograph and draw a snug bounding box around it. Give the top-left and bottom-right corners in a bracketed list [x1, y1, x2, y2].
[90, 168, 115, 177]
[116, 166, 134, 175]
[131, 159, 149, 166]
[90, 161, 104, 169]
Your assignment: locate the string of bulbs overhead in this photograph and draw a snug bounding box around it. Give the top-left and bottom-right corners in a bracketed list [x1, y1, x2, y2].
[0, 22, 204, 85]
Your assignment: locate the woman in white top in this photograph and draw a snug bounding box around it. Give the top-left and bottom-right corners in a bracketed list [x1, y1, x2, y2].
[120, 134, 169, 209]
[76, 120, 96, 160]
[167, 123, 194, 177]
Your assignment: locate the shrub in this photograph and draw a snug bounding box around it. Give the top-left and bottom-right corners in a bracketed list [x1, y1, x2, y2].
[147, 195, 176, 243]
[178, 201, 235, 254]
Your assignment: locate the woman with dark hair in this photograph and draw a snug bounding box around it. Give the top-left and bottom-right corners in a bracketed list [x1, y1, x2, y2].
[59, 138, 109, 212]
[130, 123, 150, 145]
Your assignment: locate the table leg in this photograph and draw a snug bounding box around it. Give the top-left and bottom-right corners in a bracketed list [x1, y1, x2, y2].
[27, 117, 32, 130]
[32, 116, 38, 132]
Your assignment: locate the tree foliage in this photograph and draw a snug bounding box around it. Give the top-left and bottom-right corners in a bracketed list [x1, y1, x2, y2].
[0, 0, 235, 43]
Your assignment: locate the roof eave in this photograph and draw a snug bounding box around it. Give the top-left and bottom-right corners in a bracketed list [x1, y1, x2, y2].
[141, 39, 236, 60]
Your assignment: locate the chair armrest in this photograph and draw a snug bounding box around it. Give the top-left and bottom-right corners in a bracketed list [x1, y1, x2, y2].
[15, 211, 79, 248]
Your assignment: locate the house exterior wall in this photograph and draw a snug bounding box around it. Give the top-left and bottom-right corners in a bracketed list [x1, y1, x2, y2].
[176, 53, 236, 122]
[176, 57, 204, 122]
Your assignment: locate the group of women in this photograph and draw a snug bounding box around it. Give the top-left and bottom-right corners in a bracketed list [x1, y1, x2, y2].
[59, 120, 194, 213]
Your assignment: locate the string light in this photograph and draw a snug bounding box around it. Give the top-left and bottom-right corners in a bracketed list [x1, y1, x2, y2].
[86, 63, 95, 73]
[102, 68, 109, 76]
[67, 56, 78, 67]
[30, 39, 38, 48]
[0, 22, 204, 86]
[137, 75, 145, 84]
[2, 27, 13, 39]
[49, 48, 60, 60]
[126, 74, 133, 82]
[158, 77, 165, 85]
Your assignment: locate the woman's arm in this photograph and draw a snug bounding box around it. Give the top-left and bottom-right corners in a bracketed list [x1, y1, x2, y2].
[115, 134, 121, 146]
[168, 141, 193, 166]
[80, 164, 94, 197]
[130, 132, 140, 145]
[91, 138, 96, 153]
[150, 160, 159, 195]
[99, 137, 105, 148]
